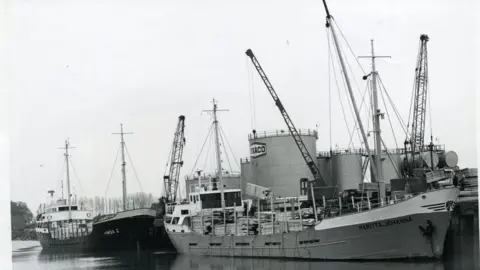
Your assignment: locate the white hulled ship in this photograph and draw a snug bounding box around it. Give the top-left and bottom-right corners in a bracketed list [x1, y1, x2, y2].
[35, 140, 94, 251]
[164, 0, 460, 260]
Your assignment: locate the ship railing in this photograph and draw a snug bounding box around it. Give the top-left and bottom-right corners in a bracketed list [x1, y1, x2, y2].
[184, 193, 416, 237]
[316, 145, 447, 158]
[316, 193, 413, 217]
[248, 129, 317, 140]
[184, 172, 241, 181]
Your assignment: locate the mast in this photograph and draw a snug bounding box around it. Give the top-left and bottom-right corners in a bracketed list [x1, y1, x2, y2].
[322, 0, 379, 183]
[359, 40, 391, 198]
[202, 99, 228, 209]
[60, 139, 75, 221]
[113, 124, 133, 211]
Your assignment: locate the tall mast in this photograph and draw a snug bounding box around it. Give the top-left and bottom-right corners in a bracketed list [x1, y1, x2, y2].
[113, 124, 133, 211]
[359, 40, 391, 198]
[322, 0, 379, 182]
[203, 99, 228, 208]
[60, 139, 75, 221]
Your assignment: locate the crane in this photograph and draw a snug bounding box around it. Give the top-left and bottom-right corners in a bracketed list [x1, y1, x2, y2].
[245, 49, 326, 187]
[409, 34, 430, 156]
[163, 115, 186, 203]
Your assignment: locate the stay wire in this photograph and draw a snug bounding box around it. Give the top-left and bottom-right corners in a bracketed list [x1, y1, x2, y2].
[426, 50, 433, 143]
[377, 75, 400, 150]
[68, 156, 86, 195]
[332, 19, 367, 75]
[327, 27, 332, 150]
[378, 76, 408, 137]
[163, 137, 174, 177]
[406, 39, 423, 138]
[124, 143, 144, 193]
[218, 123, 240, 169]
[247, 57, 254, 130]
[201, 127, 214, 174]
[332, 19, 375, 148]
[333, 32, 364, 149]
[104, 144, 121, 198]
[218, 128, 233, 173]
[189, 123, 215, 175]
[347, 79, 371, 149]
[335, 32, 370, 149]
[327, 28, 353, 147]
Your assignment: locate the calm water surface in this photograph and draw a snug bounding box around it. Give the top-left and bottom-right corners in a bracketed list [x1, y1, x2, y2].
[12, 240, 478, 270]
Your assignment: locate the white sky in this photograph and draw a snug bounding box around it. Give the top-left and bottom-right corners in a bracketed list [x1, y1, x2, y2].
[2, 0, 478, 212]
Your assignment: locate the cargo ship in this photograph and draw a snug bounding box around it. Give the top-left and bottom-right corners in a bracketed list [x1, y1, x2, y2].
[88, 124, 157, 251]
[35, 140, 94, 251]
[164, 1, 460, 260]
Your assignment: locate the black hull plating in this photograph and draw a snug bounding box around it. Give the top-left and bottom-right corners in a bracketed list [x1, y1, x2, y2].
[89, 214, 167, 251]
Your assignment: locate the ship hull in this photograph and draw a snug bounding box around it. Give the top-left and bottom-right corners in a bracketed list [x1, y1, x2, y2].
[166, 188, 458, 260]
[36, 231, 91, 252]
[89, 208, 159, 251]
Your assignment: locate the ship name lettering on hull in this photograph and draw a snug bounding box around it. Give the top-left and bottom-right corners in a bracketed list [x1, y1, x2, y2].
[358, 216, 413, 230]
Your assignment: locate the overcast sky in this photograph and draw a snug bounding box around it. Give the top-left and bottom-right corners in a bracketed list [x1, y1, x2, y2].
[3, 0, 478, 212]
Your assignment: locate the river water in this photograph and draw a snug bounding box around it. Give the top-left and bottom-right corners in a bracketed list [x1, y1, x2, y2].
[12, 238, 478, 270]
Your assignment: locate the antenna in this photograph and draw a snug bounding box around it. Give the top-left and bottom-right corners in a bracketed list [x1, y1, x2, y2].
[112, 123, 134, 211]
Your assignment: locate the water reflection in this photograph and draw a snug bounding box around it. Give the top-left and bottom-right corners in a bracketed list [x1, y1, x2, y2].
[36, 249, 177, 269]
[170, 255, 446, 270]
[11, 238, 478, 270]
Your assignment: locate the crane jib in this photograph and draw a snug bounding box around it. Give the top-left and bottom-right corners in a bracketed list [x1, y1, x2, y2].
[245, 48, 325, 187]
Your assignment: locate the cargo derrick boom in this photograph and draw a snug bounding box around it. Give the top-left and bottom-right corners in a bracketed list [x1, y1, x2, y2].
[164, 115, 186, 203]
[245, 49, 326, 187]
[410, 34, 429, 156]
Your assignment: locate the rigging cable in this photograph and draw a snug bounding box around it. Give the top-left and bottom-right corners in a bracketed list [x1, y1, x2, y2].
[247, 56, 257, 130]
[252, 60, 257, 130]
[247, 57, 254, 130]
[406, 76, 416, 138]
[427, 62, 433, 144]
[378, 76, 409, 137]
[202, 125, 214, 174]
[218, 128, 234, 173]
[328, 19, 370, 184]
[104, 144, 121, 198]
[406, 41, 423, 138]
[219, 123, 240, 169]
[189, 123, 214, 175]
[124, 143, 144, 193]
[331, 20, 374, 149]
[68, 156, 86, 195]
[327, 27, 332, 151]
[328, 26, 365, 149]
[347, 79, 371, 149]
[162, 134, 174, 197]
[332, 19, 367, 75]
[327, 28, 353, 146]
[377, 75, 400, 150]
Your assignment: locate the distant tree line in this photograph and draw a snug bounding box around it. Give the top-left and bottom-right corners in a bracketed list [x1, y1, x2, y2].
[75, 192, 167, 217]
